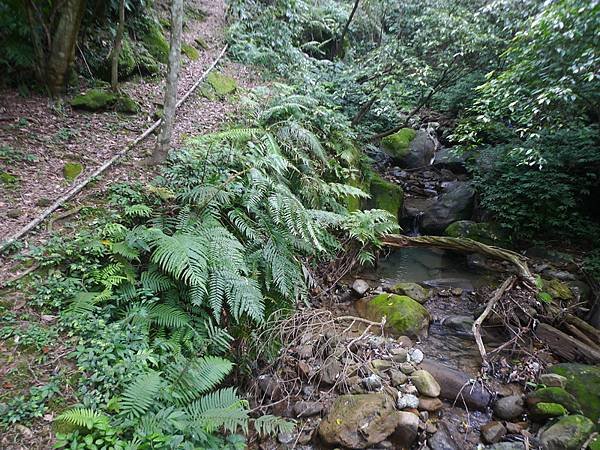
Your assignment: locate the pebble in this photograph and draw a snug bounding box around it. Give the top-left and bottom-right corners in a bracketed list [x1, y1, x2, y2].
[399, 362, 416, 374]
[390, 347, 408, 362]
[493, 395, 524, 420]
[352, 279, 370, 296]
[419, 396, 443, 412]
[480, 421, 507, 444]
[389, 368, 408, 386]
[408, 348, 424, 364]
[411, 370, 441, 397]
[397, 393, 420, 409]
[362, 374, 382, 391]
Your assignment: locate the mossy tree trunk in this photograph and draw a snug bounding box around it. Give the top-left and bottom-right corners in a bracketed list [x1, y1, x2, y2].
[46, 0, 86, 96]
[153, 0, 184, 163]
[110, 0, 126, 92]
[334, 0, 360, 58]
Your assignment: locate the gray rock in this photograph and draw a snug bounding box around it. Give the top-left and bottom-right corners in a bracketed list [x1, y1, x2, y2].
[318, 394, 400, 449]
[293, 401, 323, 418]
[443, 315, 475, 336]
[538, 414, 594, 450]
[429, 422, 460, 450]
[411, 370, 441, 397]
[432, 147, 470, 173]
[258, 375, 282, 400]
[278, 432, 295, 445]
[389, 369, 408, 387]
[493, 395, 524, 420]
[419, 360, 491, 410]
[408, 348, 424, 364]
[418, 396, 443, 412]
[393, 411, 419, 447]
[371, 359, 395, 372]
[421, 182, 475, 233]
[538, 373, 567, 388]
[390, 347, 408, 362]
[362, 374, 383, 391]
[395, 129, 435, 169]
[480, 421, 507, 444]
[352, 279, 370, 296]
[399, 362, 416, 375]
[397, 393, 420, 409]
[320, 359, 343, 385]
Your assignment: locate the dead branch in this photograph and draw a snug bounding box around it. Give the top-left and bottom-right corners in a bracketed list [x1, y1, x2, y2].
[472, 277, 516, 367]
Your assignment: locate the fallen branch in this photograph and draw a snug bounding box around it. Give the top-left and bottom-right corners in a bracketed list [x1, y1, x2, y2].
[472, 276, 516, 367]
[0, 44, 228, 254]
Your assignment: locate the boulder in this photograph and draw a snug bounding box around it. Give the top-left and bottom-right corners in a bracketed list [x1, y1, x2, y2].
[493, 395, 524, 420]
[293, 401, 323, 418]
[526, 387, 581, 415]
[70, 89, 140, 113]
[381, 128, 416, 159]
[443, 315, 475, 336]
[480, 421, 507, 444]
[432, 147, 470, 173]
[529, 402, 568, 421]
[382, 129, 435, 169]
[444, 220, 507, 246]
[421, 183, 475, 234]
[411, 370, 441, 397]
[542, 279, 574, 301]
[392, 411, 419, 448]
[419, 360, 491, 410]
[547, 363, 600, 422]
[355, 294, 430, 337]
[318, 394, 400, 449]
[538, 373, 567, 389]
[539, 414, 594, 450]
[367, 174, 404, 219]
[388, 282, 431, 303]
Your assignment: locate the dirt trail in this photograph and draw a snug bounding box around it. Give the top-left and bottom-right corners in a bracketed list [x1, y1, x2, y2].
[0, 0, 259, 251]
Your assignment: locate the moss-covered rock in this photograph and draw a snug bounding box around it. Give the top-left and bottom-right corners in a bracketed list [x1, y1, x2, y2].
[71, 89, 118, 111]
[117, 36, 137, 79]
[529, 402, 568, 421]
[356, 293, 430, 337]
[0, 171, 19, 185]
[141, 20, 169, 64]
[548, 363, 600, 422]
[381, 128, 416, 159]
[389, 282, 430, 304]
[63, 162, 83, 181]
[368, 174, 403, 220]
[543, 278, 574, 301]
[202, 72, 238, 99]
[444, 220, 507, 246]
[181, 43, 200, 60]
[526, 387, 581, 415]
[71, 89, 139, 114]
[539, 415, 594, 450]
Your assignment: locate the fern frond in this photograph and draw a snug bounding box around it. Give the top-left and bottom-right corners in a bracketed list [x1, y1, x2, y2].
[141, 265, 175, 293]
[166, 356, 233, 404]
[186, 387, 248, 434]
[149, 303, 191, 329]
[56, 408, 109, 430]
[150, 230, 208, 287]
[120, 371, 163, 418]
[253, 414, 295, 437]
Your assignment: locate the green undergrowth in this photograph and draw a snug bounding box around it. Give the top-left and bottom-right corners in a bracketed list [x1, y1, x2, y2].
[1, 87, 397, 448]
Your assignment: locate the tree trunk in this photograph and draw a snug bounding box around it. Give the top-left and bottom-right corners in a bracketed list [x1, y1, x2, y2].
[334, 0, 360, 58]
[152, 0, 184, 163]
[46, 0, 86, 96]
[110, 0, 126, 92]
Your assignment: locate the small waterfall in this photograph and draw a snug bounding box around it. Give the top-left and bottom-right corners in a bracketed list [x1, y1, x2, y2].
[408, 211, 424, 236]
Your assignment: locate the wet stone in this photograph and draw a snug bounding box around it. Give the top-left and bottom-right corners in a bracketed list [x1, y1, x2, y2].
[293, 401, 323, 418]
[397, 393, 419, 410]
[493, 395, 524, 420]
[399, 362, 416, 374]
[480, 421, 507, 444]
[411, 370, 441, 397]
[389, 368, 408, 386]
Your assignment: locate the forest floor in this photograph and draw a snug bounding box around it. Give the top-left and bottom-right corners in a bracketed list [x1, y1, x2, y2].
[0, 0, 260, 282]
[0, 1, 262, 448]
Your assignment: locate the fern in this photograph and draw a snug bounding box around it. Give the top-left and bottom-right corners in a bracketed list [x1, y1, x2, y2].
[186, 387, 248, 433]
[166, 356, 234, 404]
[149, 303, 191, 329]
[253, 414, 295, 437]
[150, 230, 208, 286]
[56, 408, 109, 430]
[120, 371, 163, 418]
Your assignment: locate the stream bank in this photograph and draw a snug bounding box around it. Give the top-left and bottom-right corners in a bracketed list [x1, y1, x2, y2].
[251, 126, 600, 450]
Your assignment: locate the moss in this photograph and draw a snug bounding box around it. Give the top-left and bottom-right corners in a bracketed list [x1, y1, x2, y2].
[549, 363, 600, 422]
[195, 36, 209, 50]
[345, 177, 369, 212]
[118, 36, 137, 78]
[369, 174, 403, 219]
[204, 71, 237, 98]
[358, 293, 430, 337]
[543, 278, 573, 301]
[141, 20, 169, 64]
[590, 436, 600, 450]
[527, 387, 581, 414]
[540, 415, 594, 450]
[530, 402, 568, 420]
[71, 89, 118, 111]
[115, 95, 140, 114]
[381, 128, 416, 159]
[181, 43, 200, 60]
[444, 220, 507, 246]
[63, 162, 83, 181]
[0, 171, 19, 185]
[71, 89, 139, 114]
